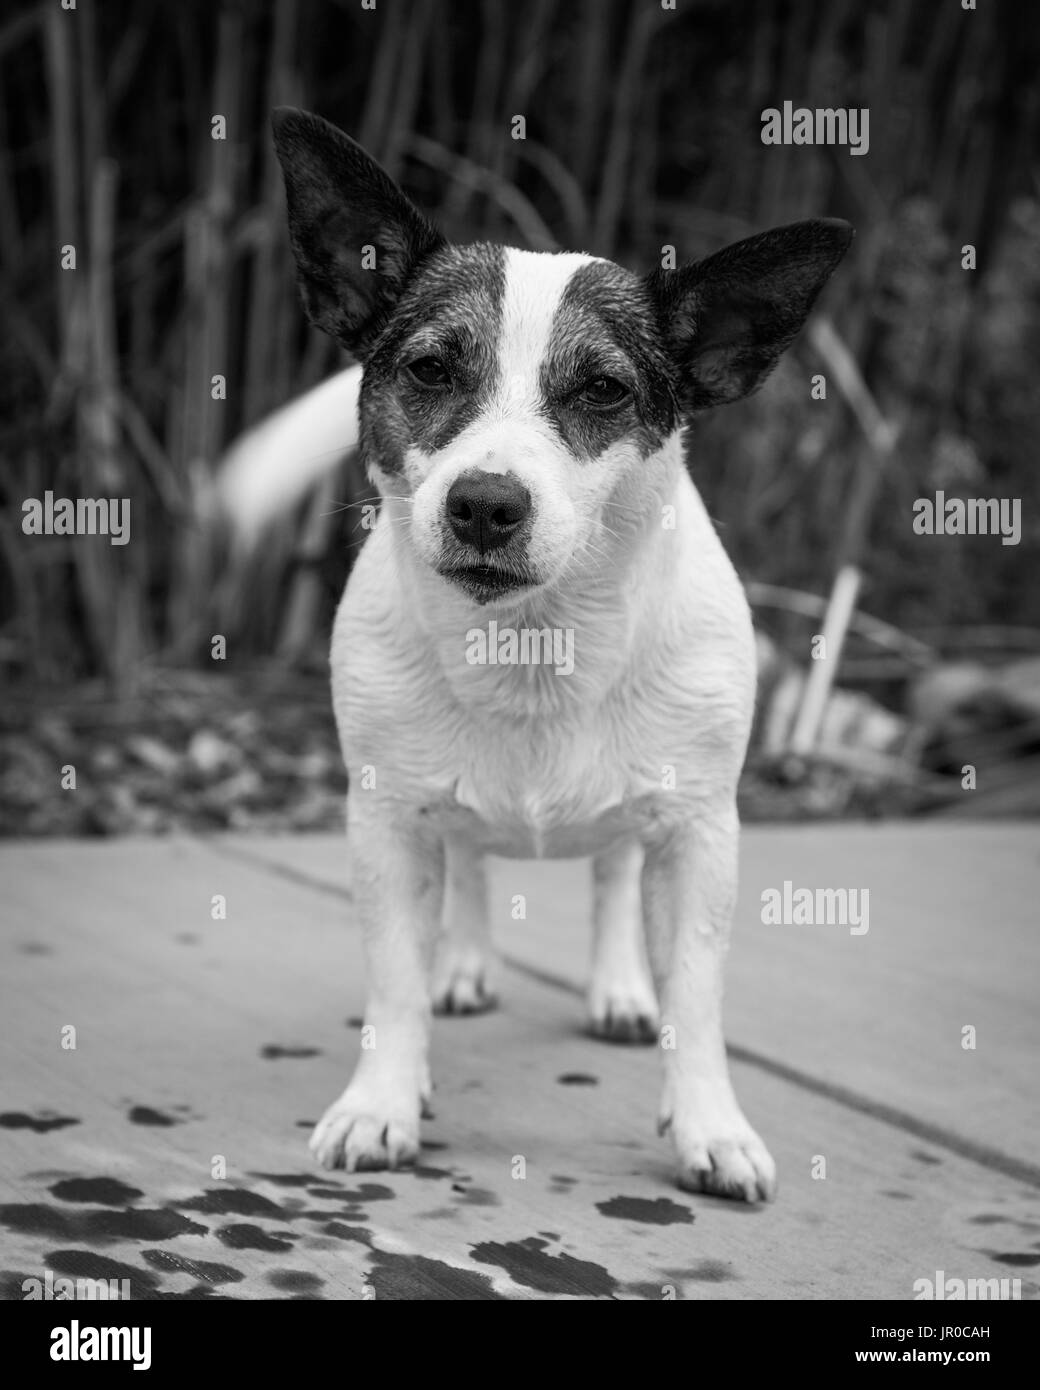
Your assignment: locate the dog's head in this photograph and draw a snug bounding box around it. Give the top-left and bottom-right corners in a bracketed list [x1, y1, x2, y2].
[273, 108, 852, 606]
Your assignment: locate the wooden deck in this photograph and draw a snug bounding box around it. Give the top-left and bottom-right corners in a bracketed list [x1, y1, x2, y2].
[2, 825, 1038, 1301]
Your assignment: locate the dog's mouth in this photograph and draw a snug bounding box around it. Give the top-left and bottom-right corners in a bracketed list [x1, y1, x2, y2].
[438, 562, 536, 600]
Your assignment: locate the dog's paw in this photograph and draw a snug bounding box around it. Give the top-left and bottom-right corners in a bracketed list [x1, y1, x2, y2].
[661, 1095, 777, 1203]
[431, 947, 497, 1015]
[587, 976, 659, 1044]
[309, 1088, 421, 1172]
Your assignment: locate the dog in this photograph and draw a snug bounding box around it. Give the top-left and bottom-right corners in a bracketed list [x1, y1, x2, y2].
[259, 107, 852, 1201]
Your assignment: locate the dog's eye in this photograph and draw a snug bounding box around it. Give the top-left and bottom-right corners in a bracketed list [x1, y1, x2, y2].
[405, 356, 451, 390]
[575, 376, 629, 409]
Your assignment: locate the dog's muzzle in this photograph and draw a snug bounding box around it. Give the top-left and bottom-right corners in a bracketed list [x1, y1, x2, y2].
[438, 470, 535, 599]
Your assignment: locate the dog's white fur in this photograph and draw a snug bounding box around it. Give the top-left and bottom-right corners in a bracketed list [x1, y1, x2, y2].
[305, 250, 773, 1200]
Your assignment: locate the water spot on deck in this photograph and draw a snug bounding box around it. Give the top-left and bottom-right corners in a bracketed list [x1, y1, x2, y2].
[0, 1203, 205, 1242]
[260, 1044, 322, 1060]
[216, 1224, 294, 1253]
[451, 1184, 500, 1207]
[268, 1269, 325, 1292]
[140, 1249, 245, 1284]
[595, 1196, 693, 1226]
[247, 1172, 315, 1188]
[0, 1112, 80, 1133]
[471, 1237, 617, 1296]
[366, 1248, 505, 1299]
[128, 1105, 178, 1127]
[49, 1177, 144, 1206]
[176, 1187, 287, 1220]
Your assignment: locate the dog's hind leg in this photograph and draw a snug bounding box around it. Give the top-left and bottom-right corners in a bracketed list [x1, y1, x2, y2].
[431, 838, 497, 1015]
[588, 839, 659, 1043]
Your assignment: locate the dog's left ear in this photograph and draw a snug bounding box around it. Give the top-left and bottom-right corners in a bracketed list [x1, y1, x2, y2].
[271, 107, 445, 358]
[645, 219, 854, 412]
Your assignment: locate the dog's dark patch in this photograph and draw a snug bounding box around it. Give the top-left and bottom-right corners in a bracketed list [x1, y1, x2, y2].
[49, 1177, 144, 1205]
[260, 1044, 322, 1060]
[911, 1150, 943, 1165]
[0, 1111, 80, 1133]
[216, 1224, 294, 1253]
[322, 1221, 372, 1244]
[413, 1164, 454, 1180]
[880, 1190, 913, 1200]
[128, 1105, 178, 1126]
[985, 1251, 1040, 1267]
[471, 1236, 617, 1297]
[295, 1120, 316, 1128]
[176, 1187, 287, 1220]
[538, 1231, 560, 1240]
[543, 261, 677, 461]
[268, 1268, 325, 1292]
[140, 1249, 245, 1284]
[365, 1248, 506, 1299]
[557, 1072, 599, 1086]
[595, 1196, 694, 1226]
[361, 244, 506, 473]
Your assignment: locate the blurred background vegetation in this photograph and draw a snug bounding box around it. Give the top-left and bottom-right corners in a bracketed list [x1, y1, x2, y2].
[1, 0, 1038, 833]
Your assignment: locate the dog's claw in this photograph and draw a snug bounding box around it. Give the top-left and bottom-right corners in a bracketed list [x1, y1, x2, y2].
[431, 969, 497, 1016]
[589, 1007, 658, 1044]
[666, 1115, 777, 1203]
[309, 1092, 421, 1171]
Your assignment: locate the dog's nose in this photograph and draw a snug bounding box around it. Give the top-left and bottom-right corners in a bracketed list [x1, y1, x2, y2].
[445, 472, 531, 553]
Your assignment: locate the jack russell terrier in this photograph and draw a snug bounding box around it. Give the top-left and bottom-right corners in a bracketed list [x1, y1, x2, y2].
[245, 108, 852, 1200]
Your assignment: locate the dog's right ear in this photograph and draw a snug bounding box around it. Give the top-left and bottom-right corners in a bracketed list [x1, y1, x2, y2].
[271, 108, 445, 359]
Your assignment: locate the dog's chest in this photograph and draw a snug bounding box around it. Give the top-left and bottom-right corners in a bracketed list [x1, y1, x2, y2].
[419, 698, 684, 857]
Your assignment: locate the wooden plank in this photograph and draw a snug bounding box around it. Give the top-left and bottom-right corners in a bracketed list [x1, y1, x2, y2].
[1, 837, 1038, 1300]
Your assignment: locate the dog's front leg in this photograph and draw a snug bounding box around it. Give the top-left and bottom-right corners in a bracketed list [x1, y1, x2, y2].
[309, 807, 443, 1172]
[642, 807, 776, 1201]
